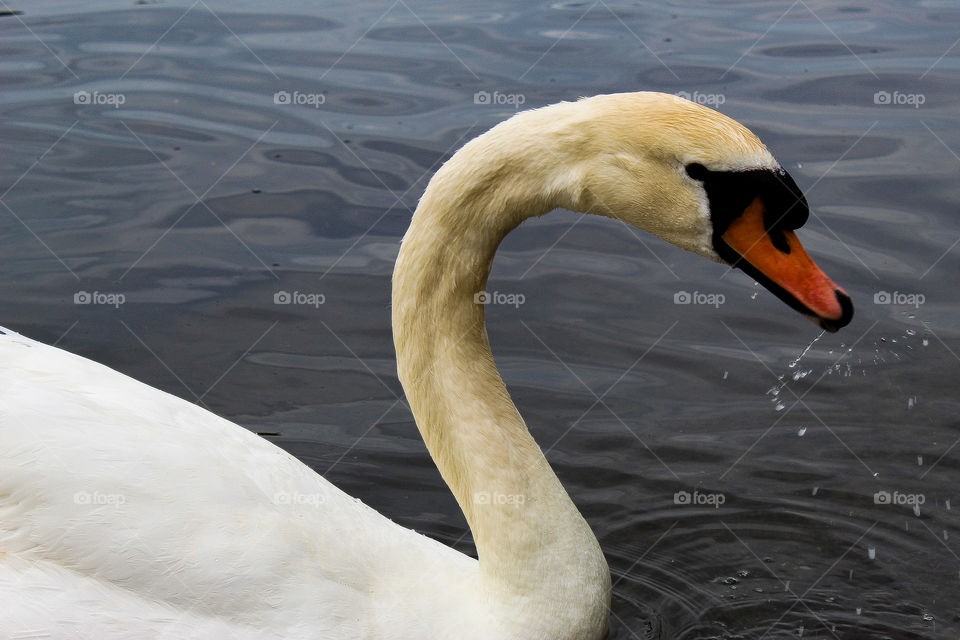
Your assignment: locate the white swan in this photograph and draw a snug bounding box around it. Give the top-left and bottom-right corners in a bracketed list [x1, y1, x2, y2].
[0, 92, 853, 640]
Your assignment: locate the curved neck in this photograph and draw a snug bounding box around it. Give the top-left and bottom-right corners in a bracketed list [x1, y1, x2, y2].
[392, 108, 609, 631]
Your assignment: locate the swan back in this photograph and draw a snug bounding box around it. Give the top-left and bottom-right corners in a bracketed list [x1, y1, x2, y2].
[0, 327, 479, 638]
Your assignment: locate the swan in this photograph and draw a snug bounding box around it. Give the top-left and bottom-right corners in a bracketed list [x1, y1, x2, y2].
[0, 92, 853, 640]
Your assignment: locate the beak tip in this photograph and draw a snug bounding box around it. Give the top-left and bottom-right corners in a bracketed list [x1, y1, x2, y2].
[817, 290, 854, 333]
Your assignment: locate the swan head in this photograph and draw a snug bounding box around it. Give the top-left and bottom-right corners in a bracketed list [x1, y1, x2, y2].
[563, 92, 853, 332]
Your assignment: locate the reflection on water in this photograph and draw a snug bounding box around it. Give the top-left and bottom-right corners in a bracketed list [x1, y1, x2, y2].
[1, 1, 958, 637]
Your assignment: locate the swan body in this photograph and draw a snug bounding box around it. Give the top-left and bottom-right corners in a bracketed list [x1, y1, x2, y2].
[0, 93, 852, 639]
[0, 326, 479, 639]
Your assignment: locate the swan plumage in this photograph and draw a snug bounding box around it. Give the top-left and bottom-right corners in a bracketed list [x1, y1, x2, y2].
[0, 323, 482, 639]
[0, 92, 852, 639]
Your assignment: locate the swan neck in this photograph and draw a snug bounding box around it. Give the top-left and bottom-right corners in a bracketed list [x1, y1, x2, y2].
[391, 112, 609, 626]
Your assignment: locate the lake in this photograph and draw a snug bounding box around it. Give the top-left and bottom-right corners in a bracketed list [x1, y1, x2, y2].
[0, 1, 957, 637]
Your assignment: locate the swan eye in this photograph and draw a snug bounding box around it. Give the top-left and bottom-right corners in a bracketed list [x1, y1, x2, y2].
[685, 163, 709, 181]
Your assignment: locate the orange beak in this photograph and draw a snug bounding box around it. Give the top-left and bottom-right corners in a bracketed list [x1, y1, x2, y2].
[721, 197, 853, 332]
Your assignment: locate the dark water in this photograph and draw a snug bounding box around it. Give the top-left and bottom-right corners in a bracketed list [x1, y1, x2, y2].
[1, 1, 958, 637]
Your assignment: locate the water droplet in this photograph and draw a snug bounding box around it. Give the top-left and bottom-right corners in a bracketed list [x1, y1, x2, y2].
[787, 331, 824, 370]
[750, 291, 758, 300]
[922, 612, 935, 622]
[946, 499, 951, 510]
[722, 370, 729, 380]
[797, 426, 807, 437]
[908, 396, 917, 409]
[856, 607, 862, 616]
[917, 454, 923, 465]
[944, 529, 949, 541]
[868, 546, 876, 560]
[906, 328, 916, 336]
[922, 338, 929, 347]
[775, 402, 785, 411]
[913, 503, 921, 517]
[812, 486, 819, 496]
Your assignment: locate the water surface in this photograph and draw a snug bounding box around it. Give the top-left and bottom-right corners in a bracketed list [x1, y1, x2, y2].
[1, 1, 958, 637]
